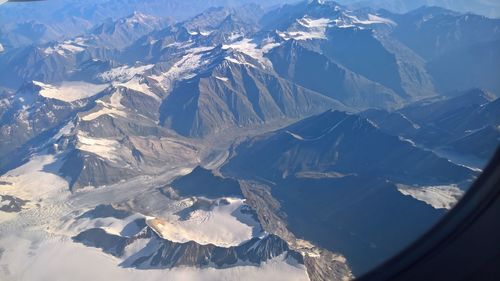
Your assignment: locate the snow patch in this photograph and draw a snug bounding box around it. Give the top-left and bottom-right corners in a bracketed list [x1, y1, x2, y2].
[286, 131, 304, 140]
[81, 90, 127, 121]
[98, 64, 154, 82]
[0, 154, 69, 201]
[115, 76, 160, 101]
[279, 16, 332, 41]
[70, 212, 145, 237]
[398, 136, 416, 147]
[222, 38, 273, 69]
[50, 120, 76, 147]
[147, 198, 262, 247]
[397, 184, 464, 210]
[224, 55, 257, 68]
[150, 46, 213, 93]
[366, 14, 397, 26]
[199, 30, 213, 36]
[215, 76, 229, 82]
[0, 236, 308, 281]
[344, 13, 396, 26]
[33, 81, 108, 103]
[297, 17, 332, 29]
[261, 41, 281, 53]
[43, 38, 87, 56]
[76, 132, 124, 163]
[285, 116, 349, 142]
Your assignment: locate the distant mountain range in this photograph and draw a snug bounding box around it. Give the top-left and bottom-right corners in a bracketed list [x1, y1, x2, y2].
[0, 1, 498, 281]
[337, 0, 500, 18]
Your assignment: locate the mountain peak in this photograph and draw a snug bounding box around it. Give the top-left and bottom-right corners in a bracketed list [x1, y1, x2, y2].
[407, 5, 459, 18]
[309, 0, 326, 5]
[125, 11, 158, 24]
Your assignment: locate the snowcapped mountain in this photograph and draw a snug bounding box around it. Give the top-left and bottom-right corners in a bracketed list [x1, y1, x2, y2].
[0, 78, 200, 189]
[0, 1, 498, 281]
[336, 0, 500, 19]
[71, 203, 303, 270]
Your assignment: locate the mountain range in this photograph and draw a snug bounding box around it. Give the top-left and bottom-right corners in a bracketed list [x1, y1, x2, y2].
[0, 1, 498, 281]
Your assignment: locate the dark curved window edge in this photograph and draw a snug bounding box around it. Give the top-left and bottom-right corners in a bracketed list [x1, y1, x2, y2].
[357, 147, 500, 281]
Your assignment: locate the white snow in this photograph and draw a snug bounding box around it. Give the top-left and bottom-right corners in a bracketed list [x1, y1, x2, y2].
[366, 14, 397, 26]
[397, 184, 464, 210]
[147, 198, 262, 247]
[5, 157, 297, 281]
[75, 132, 125, 163]
[222, 38, 273, 69]
[215, 76, 229, 82]
[68, 212, 145, 237]
[279, 17, 332, 41]
[199, 30, 213, 36]
[51, 120, 76, 142]
[123, 238, 151, 258]
[261, 41, 281, 53]
[224, 55, 258, 68]
[115, 76, 161, 101]
[150, 46, 213, 92]
[0, 236, 308, 281]
[81, 90, 127, 121]
[285, 116, 349, 142]
[286, 131, 305, 140]
[98, 64, 154, 83]
[124, 12, 158, 27]
[228, 32, 244, 42]
[43, 39, 87, 56]
[0, 197, 10, 208]
[33, 81, 108, 103]
[398, 136, 417, 147]
[279, 13, 395, 37]
[344, 13, 396, 26]
[0, 42, 4, 52]
[298, 17, 332, 29]
[0, 154, 69, 201]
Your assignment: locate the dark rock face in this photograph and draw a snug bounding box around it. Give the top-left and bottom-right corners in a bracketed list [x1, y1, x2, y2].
[73, 226, 303, 270]
[447, 125, 500, 160]
[223, 110, 476, 185]
[267, 40, 402, 109]
[126, 232, 303, 269]
[0, 195, 28, 213]
[238, 180, 352, 280]
[168, 166, 243, 199]
[269, 176, 443, 275]
[59, 149, 142, 191]
[73, 228, 131, 257]
[159, 59, 344, 138]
